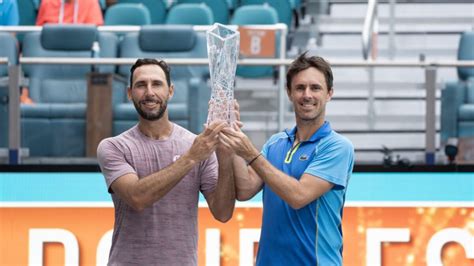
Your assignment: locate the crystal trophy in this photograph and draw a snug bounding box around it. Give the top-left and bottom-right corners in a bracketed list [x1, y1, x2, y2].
[206, 23, 240, 125]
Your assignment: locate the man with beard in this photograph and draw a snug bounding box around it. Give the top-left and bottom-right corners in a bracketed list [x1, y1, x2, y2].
[219, 53, 354, 265]
[97, 58, 235, 265]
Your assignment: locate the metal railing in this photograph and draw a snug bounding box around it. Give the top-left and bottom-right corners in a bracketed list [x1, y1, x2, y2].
[362, 0, 378, 60]
[2, 25, 474, 165]
[8, 55, 474, 165]
[1, 58, 21, 164]
[362, 0, 379, 130]
[1, 24, 289, 164]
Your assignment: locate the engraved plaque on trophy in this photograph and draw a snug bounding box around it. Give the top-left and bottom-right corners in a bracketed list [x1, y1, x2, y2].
[206, 23, 240, 125]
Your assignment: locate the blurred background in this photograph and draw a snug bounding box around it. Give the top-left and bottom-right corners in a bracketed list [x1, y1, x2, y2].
[0, 0, 473, 166]
[0, 0, 473, 265]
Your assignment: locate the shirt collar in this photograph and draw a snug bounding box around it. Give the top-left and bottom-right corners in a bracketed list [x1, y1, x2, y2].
[284, 121, 332, 143]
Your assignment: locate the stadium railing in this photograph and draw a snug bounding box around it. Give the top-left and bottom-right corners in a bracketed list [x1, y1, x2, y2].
[0, 24, 288, 164]
[1, 25, 473, 165]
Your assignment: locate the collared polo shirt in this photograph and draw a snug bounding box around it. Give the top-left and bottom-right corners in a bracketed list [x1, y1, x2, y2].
[256, 121, 354, 266]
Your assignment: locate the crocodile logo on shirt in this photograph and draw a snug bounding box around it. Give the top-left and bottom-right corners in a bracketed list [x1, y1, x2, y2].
[299, 154, 308, 161]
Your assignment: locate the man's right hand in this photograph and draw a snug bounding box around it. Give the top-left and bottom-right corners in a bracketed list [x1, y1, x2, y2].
[187, 120, 228, 163]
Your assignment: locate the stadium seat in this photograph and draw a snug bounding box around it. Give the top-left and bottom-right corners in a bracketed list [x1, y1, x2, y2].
[176, 0, 229, 24]
[16, 0, 39, 44]
[239, 0, 293, 29]
[18, 0, 38, 25]
[441, 31, 474, 142]
[99, 0, 106, 11]
[231, 4, 279, 78]
[116, 25, 211, 135]
[20, 25, 119, 157]
[105, 3, 151, 26]
[117, 0, 167, 24]
[0, 33, 18, 148]
[227, 0, 238, 10]
[232, 4, 278, 24]
[166, 3, 214, 25]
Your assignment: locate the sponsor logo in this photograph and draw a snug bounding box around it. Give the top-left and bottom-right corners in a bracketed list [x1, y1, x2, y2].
[299, 154, 308, 161]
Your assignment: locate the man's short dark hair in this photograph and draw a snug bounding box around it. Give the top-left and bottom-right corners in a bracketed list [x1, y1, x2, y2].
[129, 58, 171, 87]
[286, 52, 333, 92]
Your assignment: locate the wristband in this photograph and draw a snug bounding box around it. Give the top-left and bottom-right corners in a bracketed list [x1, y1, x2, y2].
[247, 153, 262, 166]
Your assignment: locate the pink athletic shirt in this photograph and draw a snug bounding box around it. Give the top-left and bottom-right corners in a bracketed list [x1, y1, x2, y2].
[97, 123, 218, 265]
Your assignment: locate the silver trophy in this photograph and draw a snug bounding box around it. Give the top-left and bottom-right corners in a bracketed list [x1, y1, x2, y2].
[206, 23, 240, 125]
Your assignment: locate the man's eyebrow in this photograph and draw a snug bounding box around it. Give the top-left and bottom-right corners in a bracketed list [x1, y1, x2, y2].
[134, 80, 146, 86]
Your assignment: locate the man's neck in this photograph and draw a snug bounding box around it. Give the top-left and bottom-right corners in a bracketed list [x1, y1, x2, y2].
[138, 118, 173, 140]
[295, 118, 325, 142]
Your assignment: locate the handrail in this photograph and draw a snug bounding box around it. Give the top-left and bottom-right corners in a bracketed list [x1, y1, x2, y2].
[13, 57, 474, 165]
[362, 0, 378, 60]
[18, 57, 474, 67]
[362, 0, 378, 132]
[5, 24, 290, 165]
[0, 24, 288, 33]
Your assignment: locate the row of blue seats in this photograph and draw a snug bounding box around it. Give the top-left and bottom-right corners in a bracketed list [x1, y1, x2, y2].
[19, 0, 300, 28]
[2, 25, 472, 157]
[1, 24, 273, 157]
[105, 2, 284, 28]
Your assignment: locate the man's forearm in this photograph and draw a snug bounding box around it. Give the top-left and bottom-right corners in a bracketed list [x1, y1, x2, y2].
[250, 156, 305, 207]
[208, 154, 236, 222]
[131, 153, 200, 209]
[233, 156, 263, 201]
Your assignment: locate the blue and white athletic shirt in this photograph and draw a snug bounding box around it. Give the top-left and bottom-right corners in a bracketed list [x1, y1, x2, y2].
[256, 122, 355, 266]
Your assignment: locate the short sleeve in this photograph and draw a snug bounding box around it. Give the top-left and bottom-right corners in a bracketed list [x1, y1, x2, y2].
[261, 141, 270, 158]
[97, 138, 137, 193]
[261, 133, 283, 158]
[305, 137, 354, 189]
[199, 152, 218, 198]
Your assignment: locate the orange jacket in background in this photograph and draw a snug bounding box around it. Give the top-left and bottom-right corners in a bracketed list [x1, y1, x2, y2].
[36, 0, 104, 26]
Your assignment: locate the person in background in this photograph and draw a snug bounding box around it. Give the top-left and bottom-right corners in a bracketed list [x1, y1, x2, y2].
[0, 0, 19, 25]
[36, 0, 103, 25]
[220, 52, 355, 265]
[97, 58, 236, 265]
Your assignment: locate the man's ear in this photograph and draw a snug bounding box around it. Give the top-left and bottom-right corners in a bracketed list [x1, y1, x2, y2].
[286, 87, 292, 98]
[169, 83, 174, 98]
[127, 87, 132, 100]
[327, 88, 334, 102]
